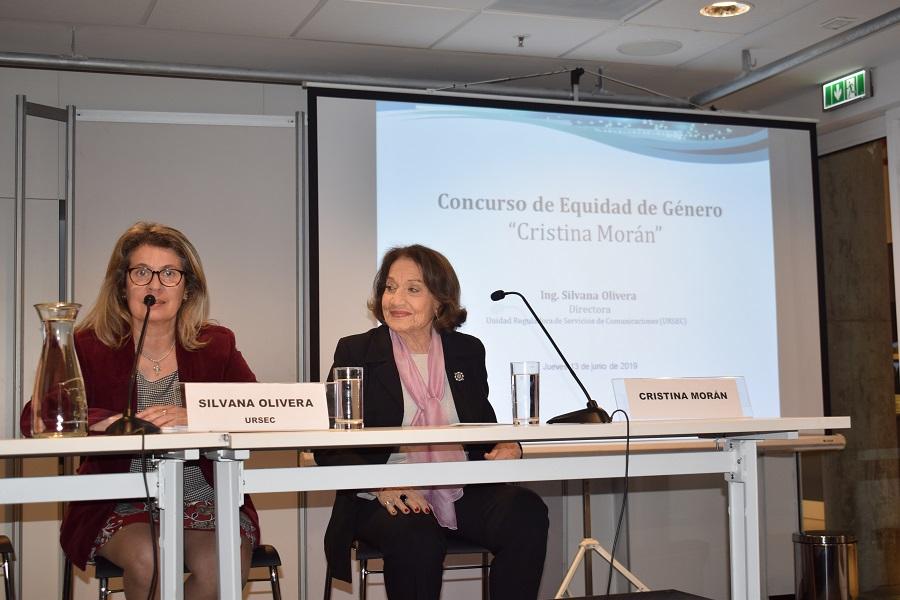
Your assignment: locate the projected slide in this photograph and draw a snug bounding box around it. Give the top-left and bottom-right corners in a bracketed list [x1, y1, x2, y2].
[375, 102, 779, 420]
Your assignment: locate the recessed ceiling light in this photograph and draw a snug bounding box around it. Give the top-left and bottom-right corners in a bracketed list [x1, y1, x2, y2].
[617, 40, 683, 57]
[700, 2, 753, 18]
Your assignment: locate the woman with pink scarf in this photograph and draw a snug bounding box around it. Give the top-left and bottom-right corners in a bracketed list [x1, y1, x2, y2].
[316, 245, 549, 600]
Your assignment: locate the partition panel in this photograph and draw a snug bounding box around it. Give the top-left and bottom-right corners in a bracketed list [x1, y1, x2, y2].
[71, 112, 300, 599]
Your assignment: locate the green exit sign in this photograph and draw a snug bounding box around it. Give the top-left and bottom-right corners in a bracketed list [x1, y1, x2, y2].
[822, 69, 871, 111]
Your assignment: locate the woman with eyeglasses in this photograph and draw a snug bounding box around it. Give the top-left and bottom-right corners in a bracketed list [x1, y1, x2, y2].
[20, 221, 259, 599]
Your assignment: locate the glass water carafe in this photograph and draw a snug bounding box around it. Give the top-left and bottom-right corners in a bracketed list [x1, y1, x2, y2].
[31, 302, 88, 437]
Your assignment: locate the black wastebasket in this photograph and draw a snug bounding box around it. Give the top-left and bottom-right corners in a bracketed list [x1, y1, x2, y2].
[793, 531, 858, 599]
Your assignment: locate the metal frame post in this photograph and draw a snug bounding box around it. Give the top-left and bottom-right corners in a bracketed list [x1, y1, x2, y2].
[210, 449, 249, 600]
[726, 439, 761, 600]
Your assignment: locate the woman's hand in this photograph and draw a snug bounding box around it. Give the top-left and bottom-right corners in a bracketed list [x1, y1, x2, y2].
[90, 414, 123, 432]
[374, 488, 431, 516]
[484, 442, 522, 460]
[137, 405, 188, 428]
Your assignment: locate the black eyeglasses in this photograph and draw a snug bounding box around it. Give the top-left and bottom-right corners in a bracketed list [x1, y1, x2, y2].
[127, 267, 185, 287]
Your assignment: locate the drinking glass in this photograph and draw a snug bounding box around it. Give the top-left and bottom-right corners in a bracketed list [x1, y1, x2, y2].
[331, 366, 364, 429]
[510, 361, 540, 425]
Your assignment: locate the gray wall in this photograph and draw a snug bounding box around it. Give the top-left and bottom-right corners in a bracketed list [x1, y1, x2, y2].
[818, 139, 900, 595]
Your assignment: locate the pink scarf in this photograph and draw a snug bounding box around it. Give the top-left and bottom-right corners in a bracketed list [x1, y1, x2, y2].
[390, 328, 466, 529]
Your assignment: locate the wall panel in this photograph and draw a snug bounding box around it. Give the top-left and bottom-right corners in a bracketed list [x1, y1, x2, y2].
[71, 117, 299, 598]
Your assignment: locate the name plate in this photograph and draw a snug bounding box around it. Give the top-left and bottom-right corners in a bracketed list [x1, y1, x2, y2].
[183, 382, 328, 432]
[612, 377, 749, 420]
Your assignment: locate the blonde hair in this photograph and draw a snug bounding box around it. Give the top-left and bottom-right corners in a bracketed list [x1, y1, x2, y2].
[78, 222, 210, 350]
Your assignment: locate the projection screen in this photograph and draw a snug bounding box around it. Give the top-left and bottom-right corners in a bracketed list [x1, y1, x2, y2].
[309, 85, 824, 423]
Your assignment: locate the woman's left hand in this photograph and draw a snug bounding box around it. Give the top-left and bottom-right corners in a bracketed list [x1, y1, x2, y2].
[484, 442, 522, 460]
[137, 405, 188, 428]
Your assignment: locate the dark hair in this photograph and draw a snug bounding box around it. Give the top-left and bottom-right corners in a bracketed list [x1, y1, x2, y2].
[368, 245, 467, 332]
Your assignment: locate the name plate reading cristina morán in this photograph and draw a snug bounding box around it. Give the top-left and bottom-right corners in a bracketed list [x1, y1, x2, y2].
[182, 382, 328, 432]
[612, 377, 747, 420]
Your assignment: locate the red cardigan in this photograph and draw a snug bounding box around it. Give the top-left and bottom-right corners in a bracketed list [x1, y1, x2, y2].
[20, 324, 261, 570]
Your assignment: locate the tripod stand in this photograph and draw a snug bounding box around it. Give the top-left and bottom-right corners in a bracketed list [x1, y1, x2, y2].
[554, 480, 650, 598]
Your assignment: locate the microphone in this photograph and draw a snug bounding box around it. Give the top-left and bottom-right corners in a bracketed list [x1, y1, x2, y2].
[491, 289, 611, 424]
[106, 294, 162, 435]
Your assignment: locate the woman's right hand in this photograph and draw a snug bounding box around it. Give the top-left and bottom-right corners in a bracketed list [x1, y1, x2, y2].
[374, 488, 431, 516]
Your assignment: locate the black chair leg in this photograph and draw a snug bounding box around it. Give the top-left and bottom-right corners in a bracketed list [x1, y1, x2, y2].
[268, 564, 282, 600]
[359, 559, 368, 600]
[0, 537, 16, 600]
[98, 575, 110, 600]
[481, 552, 490, 600]
[61, 557, 72, 600]
[2, 557, 14, 600]
[323, 567, 332, 600]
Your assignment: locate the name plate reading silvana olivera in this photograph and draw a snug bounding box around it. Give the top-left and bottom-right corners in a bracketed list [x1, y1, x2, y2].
[612, 377, 748, 420]
[183, 383, 328, 432]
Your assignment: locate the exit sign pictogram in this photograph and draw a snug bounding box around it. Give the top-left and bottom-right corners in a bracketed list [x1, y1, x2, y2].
[822, 70, 870, 111]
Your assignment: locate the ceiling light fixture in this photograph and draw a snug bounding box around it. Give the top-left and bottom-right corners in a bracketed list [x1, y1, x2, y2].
[700, 2, 753, 18]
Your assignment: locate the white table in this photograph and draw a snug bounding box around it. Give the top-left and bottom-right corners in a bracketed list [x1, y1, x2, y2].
[0, 432, 228, 600]
[210, 416, 850, 600]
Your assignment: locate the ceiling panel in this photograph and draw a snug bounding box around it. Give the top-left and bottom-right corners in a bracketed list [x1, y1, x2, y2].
[628, 0, 820, 34]
[436, 12, 615, 56]
[486, 0, 656, 20]
[295, 0, 476, 48]
[355, 0, 492, 9]
[566, 23, 740, 67]
[72, 26, 313, 70]
[0, 20, 75, 55]
[0, 0, 152, 26]
[147, 0, 320, 38]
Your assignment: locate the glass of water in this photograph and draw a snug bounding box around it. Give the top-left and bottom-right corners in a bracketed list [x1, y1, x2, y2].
[331, 366, 364, 429]
[510, 361, 540, 425]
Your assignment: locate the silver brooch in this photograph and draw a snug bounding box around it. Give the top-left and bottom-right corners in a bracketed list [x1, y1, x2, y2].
[454, 371, 464, 382]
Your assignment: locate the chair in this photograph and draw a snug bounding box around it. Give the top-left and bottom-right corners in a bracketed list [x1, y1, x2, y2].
[91, 543, 282, 599]
[324, 538, 491, 600]
[0, 535, 15, 600]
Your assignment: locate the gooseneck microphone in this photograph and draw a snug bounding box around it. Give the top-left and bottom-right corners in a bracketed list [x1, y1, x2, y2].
[106, 294, 162, 435]
[491, 289, 611, 424]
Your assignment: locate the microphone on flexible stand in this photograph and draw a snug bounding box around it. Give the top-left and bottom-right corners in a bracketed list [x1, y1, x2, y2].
[106, 294, 162, 435]
[490, 289, 611, 424]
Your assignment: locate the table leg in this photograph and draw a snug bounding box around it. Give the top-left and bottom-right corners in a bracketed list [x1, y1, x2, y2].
[158, 451, 194, 600]
[726, 439, 761, 600]
[210, 449, 249, 600]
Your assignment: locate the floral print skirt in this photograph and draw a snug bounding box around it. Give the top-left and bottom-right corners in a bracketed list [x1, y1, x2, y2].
[90, 500, 257, 560]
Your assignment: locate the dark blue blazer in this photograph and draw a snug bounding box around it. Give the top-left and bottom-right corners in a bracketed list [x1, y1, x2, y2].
[315, 325, 497, 582]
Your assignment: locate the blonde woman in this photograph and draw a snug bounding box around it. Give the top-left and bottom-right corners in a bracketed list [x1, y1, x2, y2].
[21, 222, 259, 599]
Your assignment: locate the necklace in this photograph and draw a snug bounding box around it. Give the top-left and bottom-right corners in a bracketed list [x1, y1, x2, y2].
[142, 343, 176, 375]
